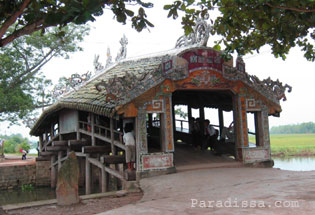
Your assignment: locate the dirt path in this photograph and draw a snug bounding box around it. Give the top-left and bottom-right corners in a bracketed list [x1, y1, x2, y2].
[0, 155, 35, 167]
[97, 167, 315, 215]
[7, 192, 142, 215]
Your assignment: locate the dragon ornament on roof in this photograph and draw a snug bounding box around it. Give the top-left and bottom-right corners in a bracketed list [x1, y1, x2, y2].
[175, 14, 211, 48]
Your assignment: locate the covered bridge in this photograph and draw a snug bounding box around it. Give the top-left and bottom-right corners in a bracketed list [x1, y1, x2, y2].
[30, 27, 291, 194]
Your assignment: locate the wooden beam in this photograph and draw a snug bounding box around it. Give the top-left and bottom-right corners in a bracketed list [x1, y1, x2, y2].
[52, 140, 68, 146]
[36, 156, 50, 161]
[68, 139, 91, 147]
[88, 157, 126, 183]
[91, 113, 95, 146]
[188, 104, 192, 133]
[82, 146, 111, 154]
[76, 111, 81, 140]
[101, 159, 108, 192]
[46, 146, 68, 151]
[51, 155, 68, 168]
[50, 123, 54, 140]
[79, 129, 126, 151]
[104, 166, 126, 182]
[101, 155, 125, 164]
[40, 151, 57, 156]
[39, 135, 43, 152]
[85, 154, 91, 195]
[110, 118, 116, 154]
[75, 152, 86, 157]
[218, 108, 224, 136]
[51, 155, 57, 189]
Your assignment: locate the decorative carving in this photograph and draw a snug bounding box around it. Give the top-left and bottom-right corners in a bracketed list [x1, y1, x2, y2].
[246, 99, 256, 108]
[223, 64, 292, 103]
[93, 55, 104, 73]
[116, 34, 128, 62]
[236, 56, 245, 73]
[192, 72, 221, 87]
[152, 99, 163, 109]
[52, 71, 91, 99]
[95, 71, 149, 104]
[175, 15, 211, 48]
[105, 47, 113, 68]
[67, 72, 91, 89]
[262, 78, 292, 101]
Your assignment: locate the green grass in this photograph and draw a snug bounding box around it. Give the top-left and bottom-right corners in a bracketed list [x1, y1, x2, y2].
[269, 134, 315, 156]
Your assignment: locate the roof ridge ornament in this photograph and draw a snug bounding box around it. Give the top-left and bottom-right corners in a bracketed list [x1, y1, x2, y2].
[105, 47, 113, 68]
[175, 14, 211, 48]
[116, 34, 128, 62]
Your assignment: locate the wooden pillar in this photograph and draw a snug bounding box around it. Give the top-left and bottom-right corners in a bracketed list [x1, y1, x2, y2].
[255, 112, 264, 147]
[100, 157, 108, 193]
[218, 108, 224, 136]
[58, 151, 62, 171]
[39, 135, 43, 152]
[51, 155, 57, 189]
[50, 123, 54, 139]
[45, 131, 49, 149]
[85, 154, 91, 195]
[91, 113, 95, 146]
[199, 106, 205, 134]
[110, 118, 116, 154]
[200, 106, 205, 120]
[148, 113, 153, 129]
[171, 103, 176, 136]
[188, 105, 192, 133]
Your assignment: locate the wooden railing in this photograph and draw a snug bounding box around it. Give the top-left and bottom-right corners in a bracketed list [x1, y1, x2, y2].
[175, 119, 189, 133]
[78, 120, 125, 150]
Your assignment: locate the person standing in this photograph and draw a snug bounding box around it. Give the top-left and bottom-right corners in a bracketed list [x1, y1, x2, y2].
[0, 139, 4, 157]
[123, 123, 136, 171]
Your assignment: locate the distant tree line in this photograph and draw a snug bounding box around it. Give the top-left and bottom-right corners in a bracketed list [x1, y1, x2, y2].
[0, 133, 34, 153]
[270, 122, 315, 134]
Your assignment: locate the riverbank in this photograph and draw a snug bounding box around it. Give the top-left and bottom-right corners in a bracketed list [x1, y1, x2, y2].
[4, 192, 143, 215]
[270, 134, 315, 157]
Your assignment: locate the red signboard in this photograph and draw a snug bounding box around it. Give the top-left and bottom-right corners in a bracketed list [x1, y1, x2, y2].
[180, 49, 223, 72]
[142, 153, 173, 170]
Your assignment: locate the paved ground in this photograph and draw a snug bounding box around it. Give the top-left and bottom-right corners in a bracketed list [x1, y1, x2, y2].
[0, 155, 35, 167]
[97, 167, 315, 215]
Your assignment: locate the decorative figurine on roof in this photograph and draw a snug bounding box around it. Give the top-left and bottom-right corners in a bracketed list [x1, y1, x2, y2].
[175, 14, 211, 48]
[116, 34, 128, 61]
[93, 54, 104, 74]
[236, 56, 246, 73]
[105, 47, 113, 68]
[52, 71, 92, 100]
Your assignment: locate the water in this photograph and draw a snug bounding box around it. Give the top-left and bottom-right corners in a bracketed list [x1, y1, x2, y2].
[0, 187, 56, 206]
[273, 156, 315, 171]
[0, 186, 102, 206]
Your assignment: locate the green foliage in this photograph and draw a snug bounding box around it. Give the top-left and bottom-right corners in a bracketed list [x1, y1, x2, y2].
[21, 184, 34, 191]
[0, 0, 153, 47]
[0, 134, 30, 153]
[270, 122, 315, 134]
[164, 0, 315, 61]
[175, 108, 188, 119]
[0, 24, 89, 124]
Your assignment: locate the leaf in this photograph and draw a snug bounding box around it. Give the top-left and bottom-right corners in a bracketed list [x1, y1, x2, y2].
[213, 44, 221, 51]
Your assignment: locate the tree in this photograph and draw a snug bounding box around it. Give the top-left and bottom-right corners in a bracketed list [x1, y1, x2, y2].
[0, 133, 30, 153]
[0, 24, 89, 124]
[164, 0, 315, 61]
[0, 0, 154, 47]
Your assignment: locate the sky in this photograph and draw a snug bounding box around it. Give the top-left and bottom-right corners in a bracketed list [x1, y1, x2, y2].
[1, 1, 314, 140]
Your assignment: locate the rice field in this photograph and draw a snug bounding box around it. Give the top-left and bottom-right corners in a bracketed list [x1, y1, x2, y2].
[269, 134, 315, 156]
